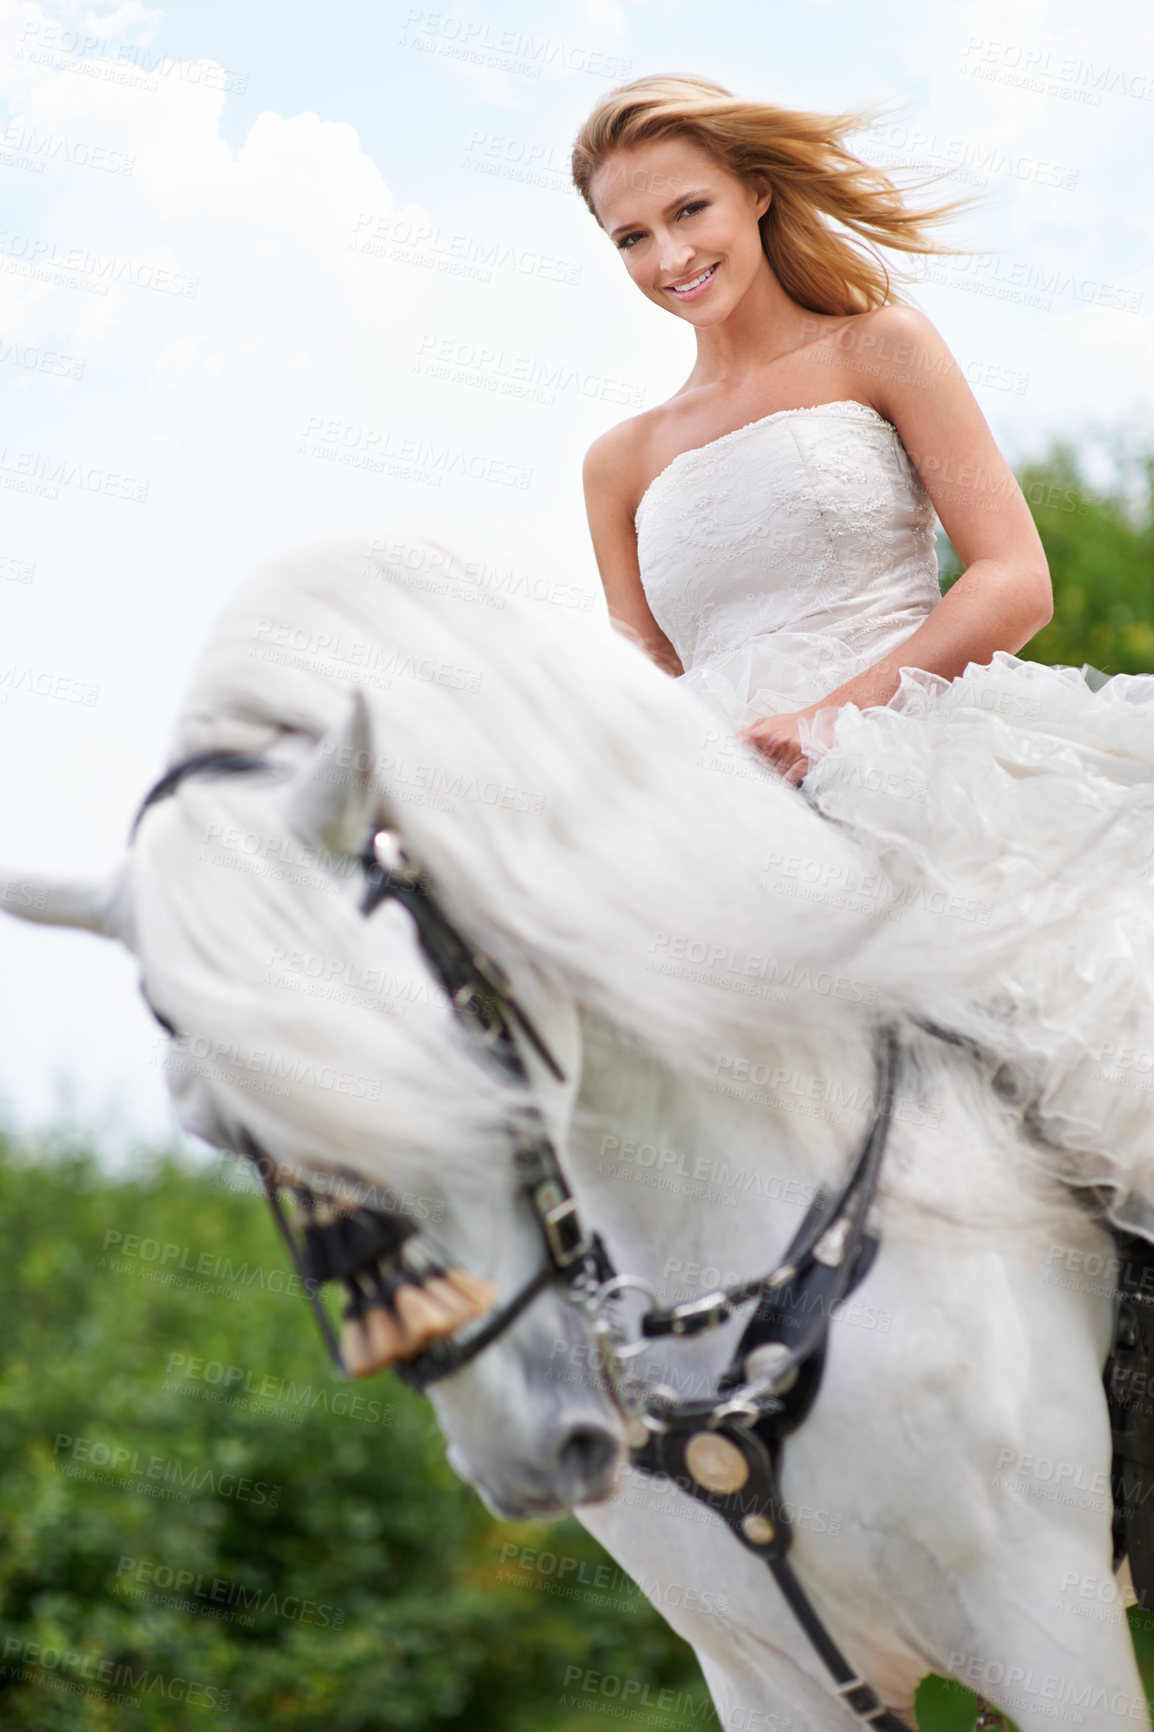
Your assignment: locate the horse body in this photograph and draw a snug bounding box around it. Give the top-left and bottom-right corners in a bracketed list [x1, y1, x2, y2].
[552, 1004, 1137, 1729]
[4, 535, 1149, 1726]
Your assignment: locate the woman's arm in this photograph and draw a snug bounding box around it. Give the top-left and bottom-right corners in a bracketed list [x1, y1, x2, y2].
[743, 304, 1053, 781]
[583, 422, 685, 677]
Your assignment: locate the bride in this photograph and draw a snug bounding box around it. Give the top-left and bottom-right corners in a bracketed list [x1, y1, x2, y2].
[573, 73, 1053, 783]
[571, 74, 1154, 1236]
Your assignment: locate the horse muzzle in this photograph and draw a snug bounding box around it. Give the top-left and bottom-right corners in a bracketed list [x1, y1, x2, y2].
[451, 1420, 626, 1520]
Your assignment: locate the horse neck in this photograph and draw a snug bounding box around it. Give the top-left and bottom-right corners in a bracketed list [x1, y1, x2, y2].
[569, 1005, 877, 1309]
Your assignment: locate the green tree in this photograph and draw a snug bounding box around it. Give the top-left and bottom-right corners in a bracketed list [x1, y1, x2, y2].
[940, 439, 1154, 676]
[0, 1132, 706, 1731]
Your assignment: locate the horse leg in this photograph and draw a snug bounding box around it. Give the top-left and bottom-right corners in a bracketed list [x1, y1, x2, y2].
[935, 1541, 1148, 1732]
[693, 1641, 918, 1732]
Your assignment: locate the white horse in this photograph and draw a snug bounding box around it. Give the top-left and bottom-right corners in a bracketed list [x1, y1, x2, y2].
[5, 533, 1150, 1730]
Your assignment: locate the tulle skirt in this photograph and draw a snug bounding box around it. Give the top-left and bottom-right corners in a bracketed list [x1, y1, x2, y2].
[792, 652, 1154, 1237]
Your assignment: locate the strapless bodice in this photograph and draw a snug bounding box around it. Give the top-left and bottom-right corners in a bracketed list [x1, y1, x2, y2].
[635, 400, 942, 727]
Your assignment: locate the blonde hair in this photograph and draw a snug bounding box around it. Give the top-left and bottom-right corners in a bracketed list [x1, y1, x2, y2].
[571, 74, 977, 315]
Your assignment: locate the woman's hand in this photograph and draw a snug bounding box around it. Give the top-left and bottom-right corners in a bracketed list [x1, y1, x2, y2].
[738, 706, 820, 785]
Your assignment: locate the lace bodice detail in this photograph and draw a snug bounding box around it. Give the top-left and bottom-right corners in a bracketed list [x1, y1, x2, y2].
[634, 400, 941, 726]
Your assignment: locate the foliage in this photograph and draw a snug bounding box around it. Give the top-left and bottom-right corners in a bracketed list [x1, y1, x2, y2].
[1, 1132, 1150, 1730]
[0, 1132, 706, 1731]
[939, 439, 1154, 677]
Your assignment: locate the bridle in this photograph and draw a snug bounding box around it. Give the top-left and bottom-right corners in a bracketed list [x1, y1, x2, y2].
[134, 749, 911, 1731]
[134, 751, 617, 1386]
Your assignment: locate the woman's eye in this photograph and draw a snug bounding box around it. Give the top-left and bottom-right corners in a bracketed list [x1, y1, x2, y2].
[617, 202, 707, 251]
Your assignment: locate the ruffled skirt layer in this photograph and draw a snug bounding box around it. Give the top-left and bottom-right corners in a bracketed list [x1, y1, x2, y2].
[797, 652, 1154, 1236]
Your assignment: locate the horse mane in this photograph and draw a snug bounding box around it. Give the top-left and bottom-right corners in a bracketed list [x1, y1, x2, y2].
[161, 529, 907, 1055]
[126, 532, 1098, 1244]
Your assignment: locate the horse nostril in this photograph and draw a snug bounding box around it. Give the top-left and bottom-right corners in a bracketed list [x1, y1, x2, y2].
[554, 1426, 621, 1505]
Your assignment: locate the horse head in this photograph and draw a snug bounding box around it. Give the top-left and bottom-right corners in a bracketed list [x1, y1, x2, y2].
[3, 533, 913, 1520]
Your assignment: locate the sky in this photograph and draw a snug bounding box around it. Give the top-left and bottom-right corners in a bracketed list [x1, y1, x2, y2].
[0, 0, 1152, 1155]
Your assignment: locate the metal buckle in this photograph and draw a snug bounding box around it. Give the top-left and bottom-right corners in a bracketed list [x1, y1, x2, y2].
[541, 1195, 590, 1269]
[834, 1677, 890, 1722]
[669, 1291, 732, 1337]
[761, 1261, 797, 1293]
[813, 1217, 851, 1268]
[708, 1395, 764, 1429]
[589, 1275, 660, 1362]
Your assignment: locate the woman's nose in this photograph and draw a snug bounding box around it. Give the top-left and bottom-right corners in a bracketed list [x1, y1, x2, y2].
[658, 238, 693, 276]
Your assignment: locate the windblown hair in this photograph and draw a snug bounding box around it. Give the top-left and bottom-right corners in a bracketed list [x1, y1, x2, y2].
[571, 74, 976, 314]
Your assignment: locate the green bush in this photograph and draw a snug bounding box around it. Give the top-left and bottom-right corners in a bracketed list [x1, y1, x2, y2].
[939, 438, 1154, 676]
[0, 1132, 705, 1731]
[1, 1132, 1150, 1731]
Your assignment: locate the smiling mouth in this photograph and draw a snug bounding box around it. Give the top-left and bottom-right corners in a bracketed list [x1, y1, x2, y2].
[665, 262, 719, 298]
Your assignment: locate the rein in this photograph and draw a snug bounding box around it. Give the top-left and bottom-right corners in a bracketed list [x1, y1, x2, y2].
[134, 748, 910, 1731]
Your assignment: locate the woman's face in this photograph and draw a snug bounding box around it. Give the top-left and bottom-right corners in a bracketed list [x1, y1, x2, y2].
[589, 135, 772, 325]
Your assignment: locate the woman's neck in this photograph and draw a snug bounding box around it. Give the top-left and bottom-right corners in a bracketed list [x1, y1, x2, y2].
[683, 267, 829, 391]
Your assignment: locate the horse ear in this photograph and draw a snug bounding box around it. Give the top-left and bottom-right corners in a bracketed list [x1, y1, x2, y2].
[0, 866, 133, 944]
[286, 691, 381, 857]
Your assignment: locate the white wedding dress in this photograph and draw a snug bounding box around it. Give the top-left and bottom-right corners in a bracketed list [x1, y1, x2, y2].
[636, 398, 1154, 1232]
[636, 399, 942, 726]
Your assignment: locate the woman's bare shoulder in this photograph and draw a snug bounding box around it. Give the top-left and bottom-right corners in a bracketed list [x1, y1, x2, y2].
[583, 403, 676, 489]
[829, 302, 958, 396]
